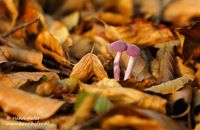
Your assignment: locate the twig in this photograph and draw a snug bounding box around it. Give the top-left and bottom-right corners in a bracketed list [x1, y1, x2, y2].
[1, 17, 40, 38]
[0, 37, 17, 48]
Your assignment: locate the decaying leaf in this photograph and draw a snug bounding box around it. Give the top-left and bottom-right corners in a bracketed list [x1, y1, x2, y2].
[60, 93, 95, 130]
[156, 45, 175, 83]
[0, 87, 64, 120]
[0, 72, 58, 88]
[80, 79, 167, 113]
[175, 56, 195, 81]
[98, 12, 132, 25]
[35, 31, 71, 67]
[62, 11, 80, 31]
[3, 0, 18, 28]
[101, 105, 187, 130]
[169, 84, 192, 118]
[105, 19, 175, 47]
[0, 46, 46, 70]
[23, 0, 46, 34]
[145, 76, 190, 95]
[70, 53, 108, 81]
[164, 0, 200, 26]
[177, 22, 200, 64]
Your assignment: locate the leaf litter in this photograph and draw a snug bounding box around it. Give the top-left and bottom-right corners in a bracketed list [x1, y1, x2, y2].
[0, 0, 200, 130]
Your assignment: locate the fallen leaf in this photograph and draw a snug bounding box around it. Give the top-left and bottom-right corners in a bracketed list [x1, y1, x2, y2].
[145, 76, 190, 95]
[164, 0, 200, 26]
[177, 22, 200, 64]
[0, 72, 58, 88]
[80, 80, 167, 113]
[60, 93, 95, 130]
[101, 105, 187, 130]
[169, 84, 192, 118]
[104, 19, 175, 47]
[0, 46, 46, 70]
[3, 0, 18, 28]
[62, 11, 80, 31]
[70, 53, 108, 81]
[35, 31, 71, 67]
[156, 45, 175, 83]
[0, 87, 64, 120]
[98, 12, 132, 25]
[23, 0, 47, 34]
[175, 56, 195, 81]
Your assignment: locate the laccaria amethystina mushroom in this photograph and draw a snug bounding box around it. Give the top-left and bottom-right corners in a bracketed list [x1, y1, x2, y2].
[109, 40, 127, 81]
[123, 45, 141, 81]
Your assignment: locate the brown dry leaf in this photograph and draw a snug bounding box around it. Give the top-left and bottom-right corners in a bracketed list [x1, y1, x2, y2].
[175, 56, 195, 81]
[0, 87, 64, 120]
[177, 22, 200, 64]
[104, 19, 175, 47]
[194, 123, 200, 130]
[98, 12, 132, 25]
[0, 72, 58, 88]
[80, 80, 167, 113]
[145, 76, 190, 95]
[3, 0, 18, 29]
[0, 46, 46, 70]
[119, 78, 155, 90]
[196, 65, 200, 86]
[48, 21, 71, 45]
[0, 49, 7, 64]
[36, 76, 59, 96]
[156, 45, 175, 83]
[70, 53, 108, 81]
[169, 84, 192, 118]
[193, 89, 200, 122]
[23, 0, 47, 34]
[35, 31, 71, 67]
[164, 0, 200, 26]
[69, 34, 93, 60]
[60, 94, 95, 130]
[101, 105, 187, 130]
[116, 0, 134, 17]
[62, 11, 80, 31]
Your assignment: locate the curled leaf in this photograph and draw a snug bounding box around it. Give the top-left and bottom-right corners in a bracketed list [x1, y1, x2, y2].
[101, 105, 187, 130]
[35, 31, 71, 67]
[70, 53, 108, 81]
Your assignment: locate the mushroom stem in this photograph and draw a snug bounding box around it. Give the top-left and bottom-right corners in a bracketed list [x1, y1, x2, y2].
[123, 56, 135, 80]
[113, 52, 122, 81]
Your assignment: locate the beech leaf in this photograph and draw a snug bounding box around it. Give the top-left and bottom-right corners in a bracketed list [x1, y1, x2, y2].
[70, 53, 108, 81]
[0, 87, 64, 120]
[145, 76, 190, 95]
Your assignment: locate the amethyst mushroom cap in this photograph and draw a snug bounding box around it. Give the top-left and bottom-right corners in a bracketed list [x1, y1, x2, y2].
[109, 40, 127, 81]
[123, 44, 141, 81]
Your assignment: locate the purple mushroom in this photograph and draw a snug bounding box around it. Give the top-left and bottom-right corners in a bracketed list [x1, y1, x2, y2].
[109, 40, 127, 81]
[123, 44, 141, 81]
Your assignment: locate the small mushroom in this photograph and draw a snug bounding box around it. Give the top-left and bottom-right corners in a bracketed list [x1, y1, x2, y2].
[109, 40, 127, 81]
[123, 45, 141, 81]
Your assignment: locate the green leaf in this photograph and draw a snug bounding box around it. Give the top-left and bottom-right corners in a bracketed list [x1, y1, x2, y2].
[74, 91, 92, 110]
[94, 95, 112, 115]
